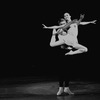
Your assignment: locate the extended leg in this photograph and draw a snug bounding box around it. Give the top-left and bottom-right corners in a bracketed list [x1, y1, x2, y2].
[50, 35, 64, 47]
[50, 29, 65, 47]
[65, 43, 88, 55]
[73, 43, 88, 52]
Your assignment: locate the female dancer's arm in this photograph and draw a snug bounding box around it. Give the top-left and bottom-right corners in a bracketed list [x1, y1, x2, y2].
[42, 24, 65, 29]
[80, 20, 97, 25]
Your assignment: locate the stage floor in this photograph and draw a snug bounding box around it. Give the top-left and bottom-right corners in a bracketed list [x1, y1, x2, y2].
[0, 77, 100, 99]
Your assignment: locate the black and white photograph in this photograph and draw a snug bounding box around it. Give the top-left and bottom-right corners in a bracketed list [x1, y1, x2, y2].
[1, 1, 100, 100]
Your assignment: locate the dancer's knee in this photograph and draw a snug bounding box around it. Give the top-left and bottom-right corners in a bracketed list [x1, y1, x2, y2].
[73, 44, 88, 52]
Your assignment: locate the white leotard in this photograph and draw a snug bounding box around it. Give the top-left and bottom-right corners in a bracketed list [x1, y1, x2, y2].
[58, 23, 78, 45]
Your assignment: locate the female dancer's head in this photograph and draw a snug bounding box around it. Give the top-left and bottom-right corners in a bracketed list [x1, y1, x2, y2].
[64, 13, 71, 22]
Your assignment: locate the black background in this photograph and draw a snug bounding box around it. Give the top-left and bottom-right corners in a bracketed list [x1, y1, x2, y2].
[1, 1, 100, 82]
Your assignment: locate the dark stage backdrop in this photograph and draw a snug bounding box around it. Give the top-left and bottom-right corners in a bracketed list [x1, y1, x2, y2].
[1, 1, 99, 82]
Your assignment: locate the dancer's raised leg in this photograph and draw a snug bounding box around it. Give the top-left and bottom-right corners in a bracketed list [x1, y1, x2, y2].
[65, 43, 88, 55]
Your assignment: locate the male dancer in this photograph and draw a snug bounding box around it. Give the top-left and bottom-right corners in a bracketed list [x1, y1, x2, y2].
[43, 13, 96, 95]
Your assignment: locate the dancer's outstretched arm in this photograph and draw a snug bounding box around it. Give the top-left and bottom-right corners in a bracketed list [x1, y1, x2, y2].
[42, 24, 65, 29]
[80, 20, 97, 25]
